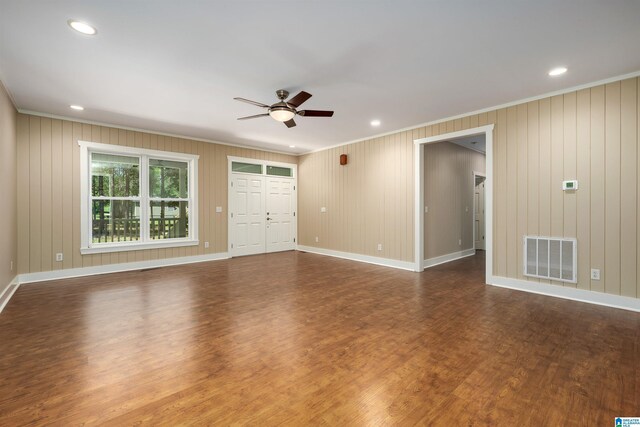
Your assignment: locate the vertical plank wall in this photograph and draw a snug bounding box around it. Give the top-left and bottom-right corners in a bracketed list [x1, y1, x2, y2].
[299, 76, 640, 298]
[423, 142, 486, 260]
[15, 114, 297, 274]
[0, 82, 17, 289]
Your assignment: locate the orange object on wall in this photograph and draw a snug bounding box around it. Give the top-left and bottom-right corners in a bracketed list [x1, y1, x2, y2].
[340, 154, 348, 165]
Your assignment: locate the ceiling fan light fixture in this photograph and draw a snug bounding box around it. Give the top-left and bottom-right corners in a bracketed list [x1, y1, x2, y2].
[269, 107, 295, 122]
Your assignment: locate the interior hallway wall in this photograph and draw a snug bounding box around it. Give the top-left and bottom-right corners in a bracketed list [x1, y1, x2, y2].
[424, 142, 485, 260]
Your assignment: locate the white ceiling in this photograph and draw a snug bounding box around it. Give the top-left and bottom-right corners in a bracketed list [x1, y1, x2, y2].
[1, 1, 639, 154]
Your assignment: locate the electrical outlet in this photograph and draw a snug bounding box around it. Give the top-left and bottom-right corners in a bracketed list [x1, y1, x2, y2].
[315, 236, 319, 243]
[55, 253, 63, 262]
[204, 241, 209, 248]
[320, 207, 327, 213]
[458, 239, 462, 246]
[591, 269, 601, 280]
[377, 243, 382, 251]
[424, 206, 428, 213]
[10, 260, 13, 271]
[215, 206, 222, 213]
[465, 206, 469, 212]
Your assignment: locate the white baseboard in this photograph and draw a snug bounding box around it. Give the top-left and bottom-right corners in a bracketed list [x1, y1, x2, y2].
[0, 275, 20, 314]
[18, 252, 230, 285]
[296, 245, 416, 271]
[423, 248, 475, 269]
[489, 275, 640, 313]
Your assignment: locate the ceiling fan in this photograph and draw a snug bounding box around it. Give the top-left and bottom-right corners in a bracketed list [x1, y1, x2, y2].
[234, 89, 334, 128]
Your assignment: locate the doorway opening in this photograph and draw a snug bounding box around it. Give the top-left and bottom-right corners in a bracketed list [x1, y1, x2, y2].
[227, 156, 297, 257]
[414, 124, 494, 283]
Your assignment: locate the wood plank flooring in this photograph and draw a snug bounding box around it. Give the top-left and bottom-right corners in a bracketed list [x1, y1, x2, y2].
[0, 251, 638, 426]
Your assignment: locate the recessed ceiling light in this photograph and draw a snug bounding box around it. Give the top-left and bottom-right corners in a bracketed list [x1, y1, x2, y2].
[548, 67, 567, 76]
[370, 120, 381, 126]
[289, 145, 296, 148]
[70, 105, 84, 111]
[68, 20, 97, 35]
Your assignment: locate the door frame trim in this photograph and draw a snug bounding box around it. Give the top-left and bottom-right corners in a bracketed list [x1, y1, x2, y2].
[227, 156, 298, 257]
[414, 124, 494, 281]
[472, 171, 486, 251]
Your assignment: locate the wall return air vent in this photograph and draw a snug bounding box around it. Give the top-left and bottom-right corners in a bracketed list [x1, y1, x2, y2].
[524, 236, 577, 283]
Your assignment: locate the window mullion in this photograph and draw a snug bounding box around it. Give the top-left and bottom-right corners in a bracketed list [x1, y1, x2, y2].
[140, 155, 149, 243]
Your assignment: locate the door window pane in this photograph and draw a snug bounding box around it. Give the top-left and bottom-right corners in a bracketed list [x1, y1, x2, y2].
[232, 161, 262, 174]
[92, 200, 140, 243]
[91, 153, 139, 197]
[266, 165, 292, 177]
[149, 201, 189, 239]
[149, 159, 189, 198]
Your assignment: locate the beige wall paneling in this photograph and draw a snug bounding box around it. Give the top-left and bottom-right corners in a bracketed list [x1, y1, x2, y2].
[506, 107, 518, 278]
[62, 121, 74, 270]
[563, 92, 577, 288]
[40, 118, 52, 272]
[16, 115, 29, 274]
[51, 120, 63, 271]
[526, 101, 540, 284]
[550, 95, 564, 287]
[516, 104, 528, 280]
[495, 109, 507, 276]
[537, 98, 552, 285]
[576, 89, 592, 290]
[29, 116, 42, 273]
[590, 86, 606, 293]
[605, 82, 621, 295]
[620, 78, 637, 297]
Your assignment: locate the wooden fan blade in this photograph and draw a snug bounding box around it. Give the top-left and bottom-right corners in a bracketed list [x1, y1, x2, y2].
[237, 113, 270, 120]
[284, 119, 296, 128]
[298, 110, 334, 117]
[234, 97, 270, 108]
[287, 91, 312, 108]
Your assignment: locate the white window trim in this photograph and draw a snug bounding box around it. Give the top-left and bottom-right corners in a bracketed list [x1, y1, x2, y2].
[79, 140, 199, 254]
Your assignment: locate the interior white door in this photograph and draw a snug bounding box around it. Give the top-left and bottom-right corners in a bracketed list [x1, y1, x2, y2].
[474, 177, 486, 250]
[266, 177, 295, 253]
[230, 175, 265, 256]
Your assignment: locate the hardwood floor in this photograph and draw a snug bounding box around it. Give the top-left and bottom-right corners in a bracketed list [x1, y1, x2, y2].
[0, 251, 638, 426]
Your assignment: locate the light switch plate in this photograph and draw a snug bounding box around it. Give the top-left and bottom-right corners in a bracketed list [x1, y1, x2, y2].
[216, 206, 222, 213]
[320, 207, 327, 213]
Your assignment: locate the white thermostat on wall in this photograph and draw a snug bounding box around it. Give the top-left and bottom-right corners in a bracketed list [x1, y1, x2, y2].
[562, 180, 578, 191]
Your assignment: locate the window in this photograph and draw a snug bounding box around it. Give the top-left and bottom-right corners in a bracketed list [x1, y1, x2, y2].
[80, 141, 198, 254]
[231, 161, 262, 174]
[266, 165, 292, 177]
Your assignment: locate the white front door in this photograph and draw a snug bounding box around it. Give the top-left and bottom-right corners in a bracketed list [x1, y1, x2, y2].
[228, 158, 297, 257]
[266, 177, 295, 253]
[230, 175, 266, 256]
[474, 177, 486, 250]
